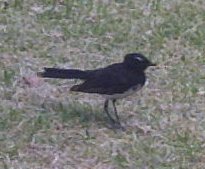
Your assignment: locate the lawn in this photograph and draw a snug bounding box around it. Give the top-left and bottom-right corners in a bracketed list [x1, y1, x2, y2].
[0, 0, 205, 168]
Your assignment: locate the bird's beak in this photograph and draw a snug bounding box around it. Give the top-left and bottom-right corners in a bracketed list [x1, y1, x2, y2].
[149, 62, 156, 66]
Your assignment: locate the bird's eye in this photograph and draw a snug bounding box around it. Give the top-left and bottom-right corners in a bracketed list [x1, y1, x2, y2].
[134, 56, 144, 62]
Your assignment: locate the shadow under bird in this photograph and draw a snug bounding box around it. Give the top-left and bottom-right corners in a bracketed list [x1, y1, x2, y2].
[37, 53, 156, 128]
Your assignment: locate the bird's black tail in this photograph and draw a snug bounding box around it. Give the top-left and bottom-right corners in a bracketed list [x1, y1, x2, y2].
[37, 68, 89, 79]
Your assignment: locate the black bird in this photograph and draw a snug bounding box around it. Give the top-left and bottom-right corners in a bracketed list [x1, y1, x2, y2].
[37, 53, 156, 127]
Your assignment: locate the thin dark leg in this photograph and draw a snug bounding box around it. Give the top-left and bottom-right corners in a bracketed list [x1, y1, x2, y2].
[112, 99, 120, 124]
[104, 100, 115, 124]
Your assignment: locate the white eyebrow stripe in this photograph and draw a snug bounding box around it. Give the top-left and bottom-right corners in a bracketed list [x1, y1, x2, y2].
[135, 56, 144, 61]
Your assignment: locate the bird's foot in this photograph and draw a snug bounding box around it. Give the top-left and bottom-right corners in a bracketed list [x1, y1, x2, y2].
[107, 120, 126, 131]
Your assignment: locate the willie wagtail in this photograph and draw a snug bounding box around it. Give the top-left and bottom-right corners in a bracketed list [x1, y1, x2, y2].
[37, 53, 156, 127]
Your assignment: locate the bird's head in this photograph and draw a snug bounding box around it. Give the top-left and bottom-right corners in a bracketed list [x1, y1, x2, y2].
[123, 53, 156, 71]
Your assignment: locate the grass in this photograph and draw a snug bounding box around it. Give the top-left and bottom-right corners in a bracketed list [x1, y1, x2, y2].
[0, 0, 205, 168]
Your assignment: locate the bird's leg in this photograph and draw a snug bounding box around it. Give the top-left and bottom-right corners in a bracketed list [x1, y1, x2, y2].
[112, 99, 121, 125]
[104, 100, 116, 124]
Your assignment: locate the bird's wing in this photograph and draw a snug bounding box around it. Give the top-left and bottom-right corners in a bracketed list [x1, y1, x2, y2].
[70, 65, 145, 95]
